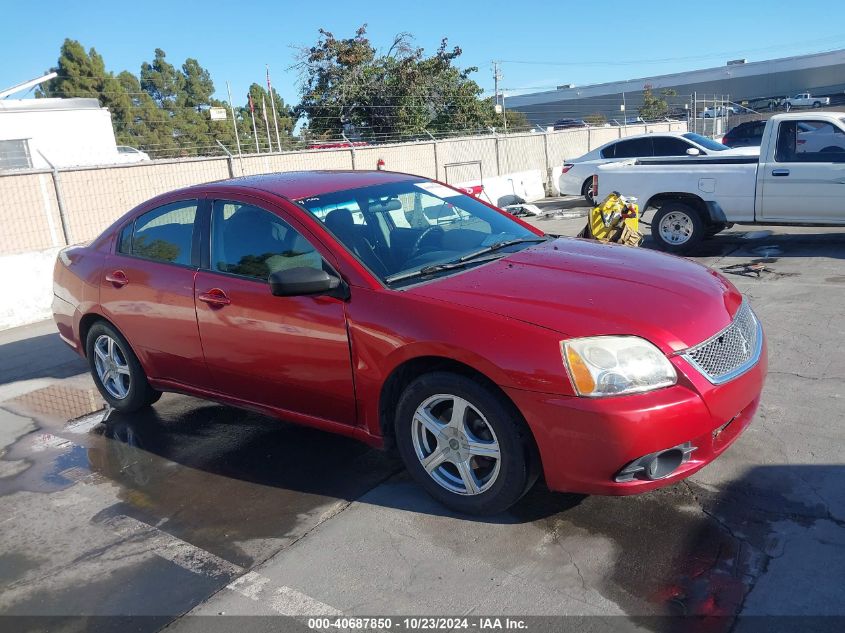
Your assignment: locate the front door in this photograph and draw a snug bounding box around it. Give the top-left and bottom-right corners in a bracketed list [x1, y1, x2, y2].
[759, 118, 845, 223]
[194, 198, 356, 426]
[100, 199, 212, 388]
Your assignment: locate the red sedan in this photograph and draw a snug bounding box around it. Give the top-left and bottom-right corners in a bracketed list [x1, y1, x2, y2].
[52, 171, 766, 514]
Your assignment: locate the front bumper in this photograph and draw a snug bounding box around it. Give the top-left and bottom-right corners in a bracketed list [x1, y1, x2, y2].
[505, 339, 767, 495]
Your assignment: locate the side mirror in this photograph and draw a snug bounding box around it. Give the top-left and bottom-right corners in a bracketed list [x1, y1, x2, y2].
[686, 148, 701, 156]
[268, 267, 346, 298]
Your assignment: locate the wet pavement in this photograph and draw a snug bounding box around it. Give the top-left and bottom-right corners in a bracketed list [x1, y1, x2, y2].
[1, 216, 844, 631]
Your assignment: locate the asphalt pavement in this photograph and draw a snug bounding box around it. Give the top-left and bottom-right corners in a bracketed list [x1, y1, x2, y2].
[1, 202, 844, 632]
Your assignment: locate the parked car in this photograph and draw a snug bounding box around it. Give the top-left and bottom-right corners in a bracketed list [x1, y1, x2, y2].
[559, 132, 759, 203]
[595, 112, 845, 252]
[783, 93, 830, 109]
[698, 106, 738, 118]
[115, 146, 150, 163]
[53, 170, 766, 515]
[552, 118, 588, 130]
[722, 120, 767, 148]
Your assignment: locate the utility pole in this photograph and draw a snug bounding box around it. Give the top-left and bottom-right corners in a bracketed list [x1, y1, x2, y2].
[493, 61, 502, 110]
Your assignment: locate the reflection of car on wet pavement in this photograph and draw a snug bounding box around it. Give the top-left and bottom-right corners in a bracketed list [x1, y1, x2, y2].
[52, 170, 766, 515]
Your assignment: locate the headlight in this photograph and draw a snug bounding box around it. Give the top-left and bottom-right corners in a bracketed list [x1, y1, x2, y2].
[561, 336, 677, 397]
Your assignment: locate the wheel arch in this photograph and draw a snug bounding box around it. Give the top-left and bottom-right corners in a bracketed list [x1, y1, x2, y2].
[378, 356, 540, 463]
[79, 312, 113, 358]
[645, 193, 714, 222]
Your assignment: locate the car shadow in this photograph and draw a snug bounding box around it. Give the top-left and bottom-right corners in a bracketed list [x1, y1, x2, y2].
[81, 394, 581, 538]
[0, 332, 88, 385]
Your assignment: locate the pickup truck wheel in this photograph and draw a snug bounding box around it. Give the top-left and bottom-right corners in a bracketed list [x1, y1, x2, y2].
[581, 178, 596, 205]
[813, 101, 822, 108]
[395, 372, 537, 515]
[651, 203, 704, 253]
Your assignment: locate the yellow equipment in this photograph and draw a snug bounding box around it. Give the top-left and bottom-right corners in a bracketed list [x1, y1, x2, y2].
[578, 191, 642, 247]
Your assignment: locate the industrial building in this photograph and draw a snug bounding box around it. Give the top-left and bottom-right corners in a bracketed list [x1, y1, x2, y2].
[506, 48, 845, 126]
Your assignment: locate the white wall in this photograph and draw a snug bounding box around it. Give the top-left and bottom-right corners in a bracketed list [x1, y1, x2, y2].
[0, 103, 121, 168]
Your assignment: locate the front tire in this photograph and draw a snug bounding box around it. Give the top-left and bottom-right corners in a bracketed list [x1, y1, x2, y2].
[395, 372, 538, 515]
[86, 321, 161, 412]
[651, 203, 704, 254]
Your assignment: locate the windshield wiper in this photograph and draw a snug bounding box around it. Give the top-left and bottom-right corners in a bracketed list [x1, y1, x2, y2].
[384, 236, 549, 284]
[456, 236, 549, 264]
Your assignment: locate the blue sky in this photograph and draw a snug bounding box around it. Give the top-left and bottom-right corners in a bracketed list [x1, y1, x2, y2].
[3, 0, 845, 105]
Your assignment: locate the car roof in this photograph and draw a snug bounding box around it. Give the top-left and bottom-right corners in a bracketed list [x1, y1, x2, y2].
[597, 131, 689, 149]
[172, 170, 422, 202]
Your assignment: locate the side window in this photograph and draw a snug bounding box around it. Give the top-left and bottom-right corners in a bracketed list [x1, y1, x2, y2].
[132, 201, 197, 265]
[117, 223, 133, 255]
[652, 137, 696, 156]
[211, 201, 322, 281]
[613, 138, 653, 158]
[600, 143, 616, 159]
[776, 120, 845, 162]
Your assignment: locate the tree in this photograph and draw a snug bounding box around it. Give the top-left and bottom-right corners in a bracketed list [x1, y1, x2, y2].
[296, 25, 497, 140]
[140, 49, 184, 110]
[38, 39, 134, 142]
[639, 84, 677, 121]
[584, 112, 607, 127]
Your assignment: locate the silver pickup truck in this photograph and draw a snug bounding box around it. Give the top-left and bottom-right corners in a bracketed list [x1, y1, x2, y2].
[595, 112, 845, 252]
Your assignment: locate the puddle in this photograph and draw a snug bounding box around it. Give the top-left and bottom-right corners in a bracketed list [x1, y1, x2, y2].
[750, 245, 783, 257]
[741, 231, 773, 240]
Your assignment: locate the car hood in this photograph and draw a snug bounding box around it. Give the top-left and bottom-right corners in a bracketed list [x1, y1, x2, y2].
[407, 238, 743, 353]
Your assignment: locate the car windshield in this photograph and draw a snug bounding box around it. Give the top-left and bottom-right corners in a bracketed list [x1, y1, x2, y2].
[297, 180, 544, 285]
[683, 133, 731, 152]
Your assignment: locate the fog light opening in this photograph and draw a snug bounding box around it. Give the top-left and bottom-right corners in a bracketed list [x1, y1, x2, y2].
[614, 442, 696, 483]
[644, 448, 685, 480]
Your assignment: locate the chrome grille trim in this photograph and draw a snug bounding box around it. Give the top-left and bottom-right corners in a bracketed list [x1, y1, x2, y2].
[681, 301, 763, 385]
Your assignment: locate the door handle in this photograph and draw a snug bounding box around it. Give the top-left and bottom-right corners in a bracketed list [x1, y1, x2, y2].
[771, 169, 790, 177]
[105, 270, 129, 287]
[197, 288, 231, 307]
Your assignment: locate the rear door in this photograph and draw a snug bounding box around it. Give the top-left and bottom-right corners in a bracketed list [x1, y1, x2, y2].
[612, 137, 654, 159]
[193, 197, 356, 426]
[759, 118, 845, 223]
[652, 136, 698, 157]
[100, 199, 212, 388]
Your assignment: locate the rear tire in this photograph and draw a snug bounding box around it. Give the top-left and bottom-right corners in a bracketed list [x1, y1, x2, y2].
[651, 203, 704, 254]
[86, 321, 161, 413]
[395, 371, 538, 515]
[581, 177, 596, 205]
[813, 101, 822, 108]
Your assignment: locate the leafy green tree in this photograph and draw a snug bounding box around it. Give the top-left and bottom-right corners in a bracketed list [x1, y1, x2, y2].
[639, 85, 678, 121]
[584, 112, 607, 127]
[296, 25, 496, 140]
[182, 58, 215, 111]
[38, 39, 134, 142]
[140, 49, 184, 109]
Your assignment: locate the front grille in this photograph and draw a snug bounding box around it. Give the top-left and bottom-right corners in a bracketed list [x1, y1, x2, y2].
[682, 301, 762, 384]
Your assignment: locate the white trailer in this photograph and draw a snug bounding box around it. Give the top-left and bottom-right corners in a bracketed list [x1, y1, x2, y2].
[0, 97, 124, 170]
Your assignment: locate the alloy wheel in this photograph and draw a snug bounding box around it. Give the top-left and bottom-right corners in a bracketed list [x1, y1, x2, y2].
[411, 394, 501, 496]
[93, 334, 131, 400]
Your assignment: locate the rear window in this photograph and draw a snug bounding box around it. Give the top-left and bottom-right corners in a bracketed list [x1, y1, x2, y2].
[613, 138, 653, 158]
[682, 133, 731, 152]
[131, 201, 197, 266]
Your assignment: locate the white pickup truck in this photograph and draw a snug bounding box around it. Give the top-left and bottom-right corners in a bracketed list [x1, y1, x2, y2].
[783, 93, 830, 109]
[595, 112, 845, 252]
